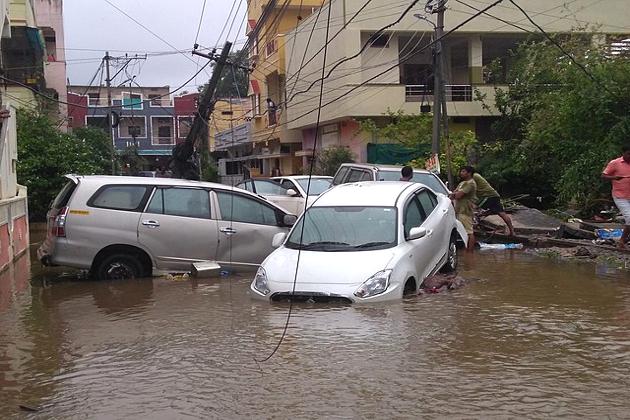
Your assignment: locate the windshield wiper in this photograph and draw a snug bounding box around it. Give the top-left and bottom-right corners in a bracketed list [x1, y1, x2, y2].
[297, 241, 350, 250]
[354, 241, 391, 249]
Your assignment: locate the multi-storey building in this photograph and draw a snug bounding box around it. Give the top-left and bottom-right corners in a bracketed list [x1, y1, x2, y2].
[68, 86, 196, 170]
[230, 0, 325, 176]
[284, 0, 630, 165]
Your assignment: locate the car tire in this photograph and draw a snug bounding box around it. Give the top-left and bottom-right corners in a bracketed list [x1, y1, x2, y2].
[440, 235, 458, 273]
[94, 253, 144, 280]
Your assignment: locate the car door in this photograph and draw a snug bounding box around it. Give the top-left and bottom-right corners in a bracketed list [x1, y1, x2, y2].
[213, 189, 288, 271]
[416, 189, 449, 273]
[137, 186, 218, 271]
[278, 179, 305, 214]
[403, 195, 435, 281]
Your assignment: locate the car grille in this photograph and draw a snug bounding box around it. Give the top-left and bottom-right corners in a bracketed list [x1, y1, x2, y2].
[271, 292, 352, 304]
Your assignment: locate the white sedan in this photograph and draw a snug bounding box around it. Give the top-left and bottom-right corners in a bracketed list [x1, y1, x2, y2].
[250, 181, 467, 303]
[236, 176, 332, 215]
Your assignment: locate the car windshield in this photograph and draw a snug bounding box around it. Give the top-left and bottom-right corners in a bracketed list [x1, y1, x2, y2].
[378, 170, 448, 194]
[285, 206, 397, 251]
[252, 180, 288, 195]
[295, 178, 332, 196]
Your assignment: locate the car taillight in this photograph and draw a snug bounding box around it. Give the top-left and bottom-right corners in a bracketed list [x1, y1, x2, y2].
[52, 206, 69, 237]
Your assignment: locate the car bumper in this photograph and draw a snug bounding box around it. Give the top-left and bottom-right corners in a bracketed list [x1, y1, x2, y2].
[250, 281, 402, 304]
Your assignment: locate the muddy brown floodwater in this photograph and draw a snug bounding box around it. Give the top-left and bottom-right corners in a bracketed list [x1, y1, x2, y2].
[1, 233, 630, 418]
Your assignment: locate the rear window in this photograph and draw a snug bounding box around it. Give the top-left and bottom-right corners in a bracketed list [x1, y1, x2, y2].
[378, 170, 448, 194]
[51, 180, 77, 209]
[88, 185, 149, 211]
[332, 166, 350, 185]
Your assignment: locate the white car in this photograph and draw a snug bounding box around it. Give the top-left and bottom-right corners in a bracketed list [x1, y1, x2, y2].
[236, 176, 332, 215]
[251, 181, 467, 303]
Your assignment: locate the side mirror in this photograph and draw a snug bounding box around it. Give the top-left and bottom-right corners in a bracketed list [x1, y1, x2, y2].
[286, 188, 299, 197]
[408, 226, 428, 240]
[283, 214, 297, 227]
[272, 232, 287, 248]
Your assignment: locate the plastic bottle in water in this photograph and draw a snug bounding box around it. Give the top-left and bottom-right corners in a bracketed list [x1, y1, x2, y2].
[478, 242, 524, 250]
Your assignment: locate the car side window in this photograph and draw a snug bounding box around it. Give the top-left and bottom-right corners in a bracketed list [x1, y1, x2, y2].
[146, 188, 211, 219]
[403, 197, 426, 238]
[280, 180, 295, 191]
[333, 166, 349, 185]
[89, 185, 149, 211]
[347, 169, 369, 183]
[417, 190, 437, 218]
[252, 180, 288, 195]
[216, 191, 278, 226]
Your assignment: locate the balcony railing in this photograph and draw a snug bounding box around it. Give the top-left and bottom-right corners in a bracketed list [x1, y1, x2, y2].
[405, 84, 473, 102]
[151, 136, 175, 146]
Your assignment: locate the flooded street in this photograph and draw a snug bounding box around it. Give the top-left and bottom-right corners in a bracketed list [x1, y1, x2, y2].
[1, 234, 630, 418]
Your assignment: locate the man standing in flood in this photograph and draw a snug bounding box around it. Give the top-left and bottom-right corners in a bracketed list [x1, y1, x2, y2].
[602, 145, 630, 249]
[449, 166, 477, 251]
[472, 169, 515, 236]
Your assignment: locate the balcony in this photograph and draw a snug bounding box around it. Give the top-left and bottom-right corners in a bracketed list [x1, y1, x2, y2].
[405, 85, 473, 102]
[215, 123, 251, 150]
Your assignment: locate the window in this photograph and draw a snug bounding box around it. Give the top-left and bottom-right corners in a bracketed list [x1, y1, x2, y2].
[149, 94, 161, 107]
[404, 198, 425, 238]
[216, 191, 278, 226]
[369, 34, 389, 48]
[178, 116, 193, 138]
[252, 180, 288, 195]
[146, 188, 210, 219]
[296, 178, 332, 196]
[417, 190, 437, 217]
[51, 181, 77, 210]
[119, 117, 147, 138]
[236, 181, 253, 192]
[122, 92, 143, 110]
[87, 92, 101, 106]
[347, 169, 372, 183]
[280, 180, 296, 191]
[86, 116, 108, 130]
[332, 166, 350, 185]
[89, 186, 148, 211]
[251, 94, 261, 116]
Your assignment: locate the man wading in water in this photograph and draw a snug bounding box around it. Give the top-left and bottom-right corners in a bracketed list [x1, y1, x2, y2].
[602, 144, 630, 249]
[449, 166, 477, 251]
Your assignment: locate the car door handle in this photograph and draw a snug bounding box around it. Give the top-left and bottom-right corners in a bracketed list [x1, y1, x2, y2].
[142, 220, 160, 228]
[220, 227, 237, 235]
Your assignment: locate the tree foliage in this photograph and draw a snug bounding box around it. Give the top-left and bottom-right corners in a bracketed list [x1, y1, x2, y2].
[16, 110, 115, 220]
[207, 50, 249, 99]
[315, 146, 355, 176]
[478, 34, 630, 212]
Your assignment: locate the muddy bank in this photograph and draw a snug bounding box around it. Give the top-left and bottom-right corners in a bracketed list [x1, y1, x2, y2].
[527, 245, 630, 270]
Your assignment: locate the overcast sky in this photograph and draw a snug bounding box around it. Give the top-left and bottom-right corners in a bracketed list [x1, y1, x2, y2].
[63, 0, 247, 91]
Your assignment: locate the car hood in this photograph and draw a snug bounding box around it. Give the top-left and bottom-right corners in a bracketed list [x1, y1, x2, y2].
[264, 247, 397, 285]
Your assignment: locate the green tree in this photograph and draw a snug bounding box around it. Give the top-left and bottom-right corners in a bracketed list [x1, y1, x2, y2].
[205, 50, 249, 98]
[315, 146, 355, 176]
[16, 110, 113, 220]
[119, 145, 147, 175]
[479, 34, 630, 212]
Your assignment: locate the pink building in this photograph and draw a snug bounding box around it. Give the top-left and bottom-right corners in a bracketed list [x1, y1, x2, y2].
[34, 0, 67, 130]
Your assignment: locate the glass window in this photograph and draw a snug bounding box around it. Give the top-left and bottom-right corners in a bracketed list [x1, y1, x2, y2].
[90, 186, 148, 211]
[216, 191, 278, 226]
[280, 180, 296, 191]
[417, 190, 437, 217]
[51, 181, 77, 209]
[296, 178, 332, 196]
[251, 180, 288, 195]
[403, 198, 425, 238]
[286, 206, 397, 251]
[146, 188, 210, 219]
[332, 166, 349, 185]
[347, 169, 371, 183]
[378, 170, 448, 194]
[122, 93, 142, 110]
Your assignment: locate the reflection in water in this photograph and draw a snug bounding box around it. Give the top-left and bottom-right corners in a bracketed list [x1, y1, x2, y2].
[0, 242, 629, 418]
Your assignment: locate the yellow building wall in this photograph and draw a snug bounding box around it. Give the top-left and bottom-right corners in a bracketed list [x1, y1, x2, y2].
[9, 0, 35, 26]
[209, 99, 250, 151]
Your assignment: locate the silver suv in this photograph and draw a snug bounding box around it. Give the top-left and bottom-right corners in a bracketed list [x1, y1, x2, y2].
[332, 163, 449, 195]
[38, 175, 297, 280]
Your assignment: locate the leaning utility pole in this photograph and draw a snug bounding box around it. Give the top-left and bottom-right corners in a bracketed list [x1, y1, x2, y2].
[105, 52, 115, 174]
[171, 41, 233, 180]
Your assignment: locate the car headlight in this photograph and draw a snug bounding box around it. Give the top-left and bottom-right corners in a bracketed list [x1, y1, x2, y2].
[253, 267, 271, 295]
[354, 269, 392, 298]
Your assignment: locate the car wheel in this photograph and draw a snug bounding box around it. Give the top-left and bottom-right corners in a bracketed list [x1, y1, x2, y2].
[440, 235, 458, 273]
[95, 254, 144, 280]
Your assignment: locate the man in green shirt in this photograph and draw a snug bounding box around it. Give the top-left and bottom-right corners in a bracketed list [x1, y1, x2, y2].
[472, 169, 515, 236]
[449, 166, 477, 251]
